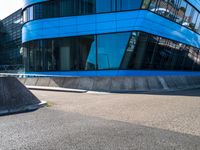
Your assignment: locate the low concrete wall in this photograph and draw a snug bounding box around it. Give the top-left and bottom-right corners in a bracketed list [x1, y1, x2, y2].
[19, 76, 200, 92]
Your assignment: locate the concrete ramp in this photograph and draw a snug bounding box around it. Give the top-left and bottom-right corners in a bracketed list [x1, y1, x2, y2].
[0, 77, 44, 115]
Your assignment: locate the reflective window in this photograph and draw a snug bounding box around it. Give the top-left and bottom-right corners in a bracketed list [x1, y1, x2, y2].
[96, 0, 112, 13]
[29, 6, 33, 21]
[24, 31, 200, 72]
[156, 0, 169, 17]
[167, 0, 180, 21]
[143, 0, 200, 34]
[121, 32, 140, 69]
[142, 0, 151, 9]
[191, 8, 198, 30]
[23, 0, 143, 23]
[183, 4, 192, 28]
[79, 36, 97, 70]
[97, 32, 130, 69]
[149, 0, 159, 11]
[195, 15, 200, 33]
[23, 10, 27, 22]
[176, 0, 187, 23]
[121, 0, 142, 11]
[60, 0, 75, 16]
[79, 0, 96, 15]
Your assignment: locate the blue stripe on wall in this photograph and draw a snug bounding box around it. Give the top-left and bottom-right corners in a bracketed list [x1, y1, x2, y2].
[26, 70, 200, 77]
[22, 10, 200, 48]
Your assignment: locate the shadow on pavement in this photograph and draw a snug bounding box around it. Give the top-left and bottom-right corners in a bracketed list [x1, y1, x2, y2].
[130, 88, 200, 97]
[0, 108, 200, 150]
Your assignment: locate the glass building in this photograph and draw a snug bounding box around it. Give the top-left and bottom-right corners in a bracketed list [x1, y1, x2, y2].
[0, 9, 23, 72]
[22, 0, 200, 76]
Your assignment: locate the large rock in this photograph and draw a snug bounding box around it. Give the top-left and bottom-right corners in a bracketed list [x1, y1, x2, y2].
[0, 77, 44, 115]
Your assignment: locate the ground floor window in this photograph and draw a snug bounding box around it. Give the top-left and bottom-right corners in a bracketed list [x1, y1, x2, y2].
[23, 31, 200, 72]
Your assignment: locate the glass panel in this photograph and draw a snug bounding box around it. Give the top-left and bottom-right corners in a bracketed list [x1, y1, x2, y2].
[96, 0, 112, 13]
[142, 0, 151, 9]
[58, 38, 79, 71]
[33, 4, 43, 19]
[176, 0, 186, 23]
[43, 40, 57, 71]
[120, 32, 140, 69]
[29, 6, 34, 21]
[183, 4, 192, 28]
[190, 8, 198, 30]
[143, 35, 160, 69]
[60, 0, 75, 16]
[129, 32, 150, 69]
[79, 36, 96, 70]
[149, 0, 159, 11]
[80, 0, 96, 15]
[23, 10, 27, 23]
[156, 0, 169, 17]
[25, 32, 200, 72]
[195, 15, 200, 33]
[167, 0, 180, 21]
[121, 0, 142, 11]
[97, 32, 131, 70]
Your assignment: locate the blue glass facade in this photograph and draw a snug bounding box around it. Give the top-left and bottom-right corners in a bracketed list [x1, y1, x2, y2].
[22, 0, 200, 75]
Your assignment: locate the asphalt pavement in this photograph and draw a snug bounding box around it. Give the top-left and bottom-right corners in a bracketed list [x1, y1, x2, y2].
[0, 88, 200, 150]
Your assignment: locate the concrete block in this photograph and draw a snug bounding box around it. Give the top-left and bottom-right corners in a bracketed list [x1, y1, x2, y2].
[176, 76, 189, 88]
[134, 77, 149, 91]
[25, 78, 39, 86]
[123, 77, 136, 91]
[175, 76, 189, 89]
[110, 77, 135, 92]
[110, 77, 126, 92]
[49, 78, 65, 87]
[18, 78, 27, 84]
[63, 77, 80, 89]
[147, 77, 163, 90]
[191, 76, 200, 86]
[0, 77, 42, 115]
[36, 78, 51, 87]
[162, 76, 177, 89]
[184, 76, 195, 86]
[78, 77, 94, 90]
[92, 77, 112, 92]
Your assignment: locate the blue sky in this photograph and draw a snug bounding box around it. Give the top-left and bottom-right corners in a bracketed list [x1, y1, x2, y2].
[0, 0, 23, 19]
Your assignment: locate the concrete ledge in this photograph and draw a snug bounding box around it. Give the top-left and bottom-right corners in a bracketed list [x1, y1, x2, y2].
[19, 75, 200, 93]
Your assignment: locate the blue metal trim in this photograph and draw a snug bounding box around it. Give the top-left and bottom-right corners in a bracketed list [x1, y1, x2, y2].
[26, 70, 200, 77]
[23, 0, 47, 9]
[23, 0, 200, 14]
[22, 10, 200, 48]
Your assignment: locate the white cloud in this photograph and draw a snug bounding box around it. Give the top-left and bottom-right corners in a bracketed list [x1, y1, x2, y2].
[0, 0, 23, 19]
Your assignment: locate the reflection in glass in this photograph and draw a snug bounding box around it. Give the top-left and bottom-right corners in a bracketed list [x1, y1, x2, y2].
[97, 32, 130, 69]
[24, 31, 200, 72]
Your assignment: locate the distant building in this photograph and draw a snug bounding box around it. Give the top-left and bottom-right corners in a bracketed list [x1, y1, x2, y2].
[0, 9, 23, 72]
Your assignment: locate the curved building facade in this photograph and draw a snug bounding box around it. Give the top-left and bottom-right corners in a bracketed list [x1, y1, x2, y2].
[22, 0, 200, 76]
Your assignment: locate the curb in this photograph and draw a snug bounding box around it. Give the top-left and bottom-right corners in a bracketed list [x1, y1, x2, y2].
[27, 86, 87, 93]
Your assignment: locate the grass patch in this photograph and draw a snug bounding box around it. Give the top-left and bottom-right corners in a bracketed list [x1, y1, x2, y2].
[46, 101, 55, 107]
